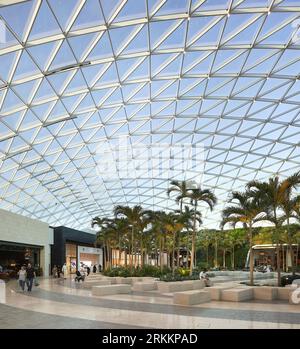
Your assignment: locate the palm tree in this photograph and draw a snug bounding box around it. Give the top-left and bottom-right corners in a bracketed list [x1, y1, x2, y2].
[187, 187, 217, 275]
[278, 172, 300, 275]
[291, 195, 300, 273]
[221, 191, 265, 286]
[92, 217, 111, 269]
[225, 229, 246, 270]
[198, 230, 213, 268]
[111, 218, 129, 266]
[144, 210, 168, 271]
[161, 211, 184, 276]
[248, 173, 300, 285]
[114, 205, 145, 272]
[167, 180, 190, 212]
[167, 180, 190, 266]
[176, 205, 202, 269]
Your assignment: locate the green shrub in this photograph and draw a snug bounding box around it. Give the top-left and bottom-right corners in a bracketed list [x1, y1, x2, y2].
[103, 265, 171, 278]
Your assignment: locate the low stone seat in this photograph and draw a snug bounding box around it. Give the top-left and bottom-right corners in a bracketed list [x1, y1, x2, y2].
[253, 286, 278, 300]
[221, 288, 253, 302]
[132, 282, 157, 291]
[157, 281, 194, 293]
[173, 290, 210, 305]
[92, 284, 131, 296]
[114, 277, 133, 285]
[192, 280, 205, 289]
[207, 284, 237, 300]
[82, 279, 111, 288]
[277, 287, 291, 300]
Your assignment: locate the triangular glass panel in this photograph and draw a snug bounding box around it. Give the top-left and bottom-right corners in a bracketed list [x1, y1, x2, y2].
[20, 109, 41, 130]
[0, 52, 18, 82]
[1, 89, 24, 114]
[68, 33, 98, 62]
[48, 40, 77, 70]
[13, 79, 39, 104]
[0, 0, 36, 41]
[32, 78, 57, 104]
[48, 0, 82, 31]
[71, 0, 105, 31]
[156, 21, 186, 50]
[122, 25, 149, 55]
[222, 16, 264, 45]
[114, 0, 146, 22]
[74, 94, 95, 113]
[64, 70, 87, 94]
[28, 41, 59, 71]
[28, 0, 61, 41]
[86, 32, 113, 60]
[189, 18, 225, 47]
[95, 64, 119, 86]
[110, 25, 141, 56]
[12, 50, 40, 82]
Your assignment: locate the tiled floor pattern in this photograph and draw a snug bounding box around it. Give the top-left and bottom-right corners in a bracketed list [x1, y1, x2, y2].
[0, 277, 299, 329]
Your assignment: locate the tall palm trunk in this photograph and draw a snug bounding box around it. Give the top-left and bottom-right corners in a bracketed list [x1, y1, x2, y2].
[249, 224, 254, 286]
[176, 200, 183, 268]
[214, 239, 218, 268]
[190, 201, 197, 276]
[223, 249, 226, 268]
[206, 245, 209, 268]
[231, 246, 235, 270]
[172, 231, 176, 276]
[276, 240, 281, 286]
[160, 237, 163, 272]
[131, 226, 134, 273]
[287, 217, 295, 275]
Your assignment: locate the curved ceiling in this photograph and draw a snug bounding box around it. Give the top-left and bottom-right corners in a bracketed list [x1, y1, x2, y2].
[0, 0, 300, 230]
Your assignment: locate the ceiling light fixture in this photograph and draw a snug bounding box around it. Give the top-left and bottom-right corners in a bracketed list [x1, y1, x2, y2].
[44, 61, 91, 77]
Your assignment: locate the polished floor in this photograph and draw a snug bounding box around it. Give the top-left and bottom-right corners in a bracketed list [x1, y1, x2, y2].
[0, 277, 299, 329]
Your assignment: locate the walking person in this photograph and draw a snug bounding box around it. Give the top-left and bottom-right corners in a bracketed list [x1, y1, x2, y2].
[25, 263, 36, 292]
[52, 265, 58, 278]
[57, 265, 61, 278]
[18, 266, 26, 292]
[86, 266, 90, 276]
[93, 264, 97, 274]
[62, 263, 68, 280]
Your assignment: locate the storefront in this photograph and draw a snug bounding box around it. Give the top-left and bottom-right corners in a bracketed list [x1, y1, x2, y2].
[51, 226, 103, 274]
[0, 209, 52, 277]
[0, 241, 41, 274]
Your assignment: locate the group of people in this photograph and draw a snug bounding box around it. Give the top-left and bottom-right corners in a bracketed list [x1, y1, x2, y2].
[17, 263, 37, 292]
[52, 263, 102, 282]
[52, 263, 69, 279]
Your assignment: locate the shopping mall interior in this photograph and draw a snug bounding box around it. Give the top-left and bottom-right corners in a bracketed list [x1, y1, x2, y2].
[0, 0, 300, 330]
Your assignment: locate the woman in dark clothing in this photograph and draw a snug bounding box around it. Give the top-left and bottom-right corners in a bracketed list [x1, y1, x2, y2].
[25, 263, 36, 292]
[93, 265, 97, 273]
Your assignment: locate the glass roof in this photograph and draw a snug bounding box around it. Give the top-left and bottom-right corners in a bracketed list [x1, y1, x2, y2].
[0, 0, 300, 230]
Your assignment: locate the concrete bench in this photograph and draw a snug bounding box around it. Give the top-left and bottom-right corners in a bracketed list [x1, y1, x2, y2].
[115, 277, 133, 285]
[132, 282, 157, 291]
[192, 280, 205, 289]
[207, 284, 238, 300]
[277, 287, 291, 300]
[173, 290, 211, 305]
[253, 286, 278, 300]
[83, 280, 111, 288]
[92, 284, 131, 296]
[157, 281, 195, 293]
[221, 288, 253, 302]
